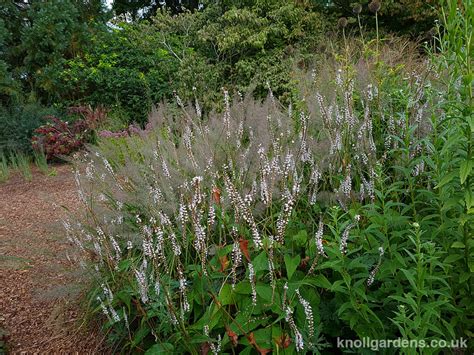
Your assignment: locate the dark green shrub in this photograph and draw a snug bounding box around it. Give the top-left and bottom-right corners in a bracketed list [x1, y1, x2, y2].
[0, 103, 59, 155]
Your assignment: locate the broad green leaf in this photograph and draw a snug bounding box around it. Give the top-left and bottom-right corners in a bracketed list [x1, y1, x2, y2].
[331, 280, 348, 293]
[284, 254, 300, 280]
[252, 251, 269, 272]
[465, 189, 474, 209]
[239, 328, 272, 348]
[469, 261, 474, 273]
[459, 272, 471, 283]
[218, 283, 233, 305]
[234, 281, 252, 294]
[256, 283, 273, 302]
[444, 254, 463, 263]
[131, 324, 151, 347]
[292, 229, 308, 247]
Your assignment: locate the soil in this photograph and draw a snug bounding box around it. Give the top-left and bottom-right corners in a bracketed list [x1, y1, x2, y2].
[0, 165, 106, 353]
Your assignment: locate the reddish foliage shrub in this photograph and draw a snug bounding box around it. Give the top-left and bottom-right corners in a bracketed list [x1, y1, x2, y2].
[32, 105, 107, 160]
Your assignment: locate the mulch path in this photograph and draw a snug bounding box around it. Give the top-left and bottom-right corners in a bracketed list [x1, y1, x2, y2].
[0, 165, 106, 353]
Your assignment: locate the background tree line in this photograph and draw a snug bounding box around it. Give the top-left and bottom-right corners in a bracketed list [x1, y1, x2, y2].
[0, 0, 438, 154]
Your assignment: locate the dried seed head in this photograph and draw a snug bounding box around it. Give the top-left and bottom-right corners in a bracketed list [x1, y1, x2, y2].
[338, 17, 348, 29]
[368, 0, 381, 13]
[352, 3, 362, 15]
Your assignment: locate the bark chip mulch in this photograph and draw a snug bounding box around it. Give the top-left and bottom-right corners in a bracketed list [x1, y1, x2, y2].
[0, 165, 105, 353]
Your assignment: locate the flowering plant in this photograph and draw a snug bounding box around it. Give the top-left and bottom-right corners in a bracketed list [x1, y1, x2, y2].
[64, 59, 451, 351]
[63, 28, 472, 350]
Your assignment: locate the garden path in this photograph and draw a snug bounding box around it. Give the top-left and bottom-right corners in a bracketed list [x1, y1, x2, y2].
[0, 165, 104, 353]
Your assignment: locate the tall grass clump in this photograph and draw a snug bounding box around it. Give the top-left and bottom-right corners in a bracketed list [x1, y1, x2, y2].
[33, 149, 50, 175]
[65, 5, 472, 353]
[0, 152, 9, 183]
[15, 152, 32, 181]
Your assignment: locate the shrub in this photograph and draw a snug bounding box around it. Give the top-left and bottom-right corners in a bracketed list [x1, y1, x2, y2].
[0, 103, 59, 155]
[31, 105, 107, 160]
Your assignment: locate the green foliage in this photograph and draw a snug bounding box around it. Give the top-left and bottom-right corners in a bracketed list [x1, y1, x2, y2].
[430, 0, 474, 341]
[56, 23, 179, 124]
[328, 0, 438, 34]
[0, 103, 59, 155]
[1, 1, 471, 351]
[46, 1, 329, 123]
[0, 0, 107, 108]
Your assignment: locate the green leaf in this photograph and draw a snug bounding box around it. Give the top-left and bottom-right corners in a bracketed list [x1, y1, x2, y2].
[218, 283, 233, 305]
[116, 289, 132, 310]
[131, 324, 151, 347]
[310, 274, 332, 289]
[331, 280, 348, 293]
[460, 160, 472, 184]
[145, 343, 175, 354]
[256, 283, 273, 302]
[284, 254, 300, 280]
[239, 328, 271, 347]
[238, 346, 253, 355]
[252, 251, 269, 273]
[234, 281, 252, 295]
[451, 241, 465, 249]
[400, 269, 418, 292]
[444, 254, 463, 263]
[292, 230, 308, 247]
[459, 272, 471, 283]
[435, 171, 456, 189]
[465, 189, 474, 209]
[469, 261, 474, 273]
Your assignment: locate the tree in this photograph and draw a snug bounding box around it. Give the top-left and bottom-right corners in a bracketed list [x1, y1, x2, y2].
[112, 0, 200, 20]
[0, 0, 109, 104]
